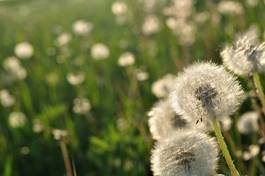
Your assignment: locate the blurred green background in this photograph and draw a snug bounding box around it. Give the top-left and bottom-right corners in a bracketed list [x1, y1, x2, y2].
[0, 0, 265, 175]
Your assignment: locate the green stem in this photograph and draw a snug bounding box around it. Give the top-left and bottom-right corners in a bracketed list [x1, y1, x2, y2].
[59, 140, 73, 176]
[211, 118, 240, 176]
[253, 72, 265, 112]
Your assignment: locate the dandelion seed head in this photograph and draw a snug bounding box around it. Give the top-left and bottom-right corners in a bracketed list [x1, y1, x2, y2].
[111, 1, 128, 16]
[170, 63, 245, 122]
[72, 20, 93, 36]
[237, 111, 259, 134]
[221, 36, 265, 75]
[52, 129, 68, 140]
[217, 1, 243, 15]
[249, 145, 260, 158]
[118, 52, 135, 67]
[66, 72, 85, 85]
[3, 57, 27, 80]
[73, 97, 91, 115]
[0, 89, 15, 107]
[151, 130, 218, 176]
[55, 32, 72, 47]
[148, 99, 187, 140]
[91, 43, 110, 60]
[14, 42, 34, 59]
[32, 119, 45, 133]
[135, 69, 149, 81]
[20, 146, 30, 155]
[142, 15, 160, 36]
[8, 112, 26, 128]
[220, 116, 232, 131]
[152, 74, 176, 98]
[246, 0, 258, 7]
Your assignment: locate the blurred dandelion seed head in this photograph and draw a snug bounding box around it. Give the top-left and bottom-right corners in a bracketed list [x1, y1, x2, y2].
[91, 43, 110, 60]
[3, 57, 27, 80]
[118, 52, 135, 67]
[0, 89, 15, 107]
[8, 112, 26, 128]
[111, 1, 128, 16]
[72, 20, 93, 36]
[55, 32, 72, 47]
[14, 42, 34, 59]
[217, 1, 244, 15]
[151, 74, 175, 98]
[66, 72, 85, 85]
[142, 15, 160, 36]
[148, 99, 187, 140]
[135, 69, 149, 81]
[151, 130, 218, 176]
[32, 119, 45, 133]
[170, 63, 245, 122]
[52, 129, 68, 140]
[73, 97, 91, 115]
[237, 111, 259, 134]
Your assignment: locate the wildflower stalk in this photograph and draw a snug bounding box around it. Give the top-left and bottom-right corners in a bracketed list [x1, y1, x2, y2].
[211, 118, 240, 176]
[59, 140, 73, 176]
[252, 72, 265, 113]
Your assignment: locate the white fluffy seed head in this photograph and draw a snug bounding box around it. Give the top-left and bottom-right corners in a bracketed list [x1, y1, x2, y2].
[170, 62, 245, 123]
[148, 99, 187, 140]
[221, 36, 265, 76]
[237, 111, 259, 134]
[151, 130, 219, 176]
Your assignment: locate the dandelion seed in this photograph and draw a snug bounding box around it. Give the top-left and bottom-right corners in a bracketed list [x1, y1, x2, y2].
[14, 42, 34, 59]
[237, 111, 259, 134]
[66, 72, 85, 85]
[72, 20, 93, 36]
[8, 112, 26, 128]
[91, 43, 110, 60]
[221, 35, 265, 76]
[217, 1, 243, 15]
[73, 97, 91, 115]
[170, 63, 245, 123]
[148, 99, 187, 140]
[151, 130, 218, 176]
[152, 74, 176, 98]
[0, 89, 15, 107]
[118, 52, 135, 67]
[142, 15, 160, 36]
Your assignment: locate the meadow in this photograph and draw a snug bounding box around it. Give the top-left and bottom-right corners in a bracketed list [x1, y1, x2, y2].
[0, 0, 265, 175]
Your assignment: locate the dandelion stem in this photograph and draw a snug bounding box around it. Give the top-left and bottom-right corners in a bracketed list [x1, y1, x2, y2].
[211, 118, 240, 176]
[59, 140, 73, 176]
[252, 72, 265, 113]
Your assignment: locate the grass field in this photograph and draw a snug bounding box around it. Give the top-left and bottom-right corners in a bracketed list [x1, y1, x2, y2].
[1, 0, 265, 175]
